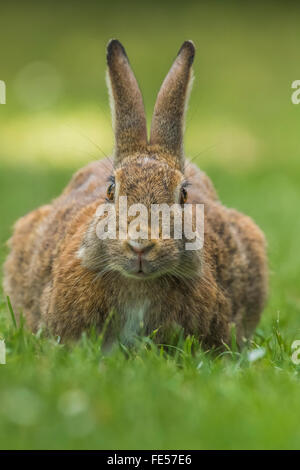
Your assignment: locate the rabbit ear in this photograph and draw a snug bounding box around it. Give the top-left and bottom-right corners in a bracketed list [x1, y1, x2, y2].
[150, 41, 195, 169]
[106, 39, 147, 163]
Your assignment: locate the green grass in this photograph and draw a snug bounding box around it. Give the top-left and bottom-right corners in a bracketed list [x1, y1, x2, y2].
[1, 0, 300, 450]
[1, 304, 300, 449]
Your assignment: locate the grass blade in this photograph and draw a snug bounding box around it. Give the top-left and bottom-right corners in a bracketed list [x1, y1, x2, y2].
[6, 296, 17, 329]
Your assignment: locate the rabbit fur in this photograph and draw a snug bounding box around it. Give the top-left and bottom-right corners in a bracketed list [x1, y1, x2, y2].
[3, 40, 268, 349]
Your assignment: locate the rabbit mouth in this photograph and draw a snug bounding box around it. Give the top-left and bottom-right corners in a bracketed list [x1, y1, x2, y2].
[127, 271, 150, 279]
[122, 270, 164, 280]
[129, 263, 148, 278]
[123, 265, 161, 280]
[118, 250, 202, 281]
[119, 256, 184, 281]
[120, 259, 167, 280]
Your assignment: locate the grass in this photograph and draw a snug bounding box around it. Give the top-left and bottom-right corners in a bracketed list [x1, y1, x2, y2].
[1, 302, 300, 450]
[1, 0, 300, 450]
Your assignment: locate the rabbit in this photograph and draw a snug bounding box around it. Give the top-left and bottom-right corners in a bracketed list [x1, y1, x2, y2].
[3, 39, 268, 349]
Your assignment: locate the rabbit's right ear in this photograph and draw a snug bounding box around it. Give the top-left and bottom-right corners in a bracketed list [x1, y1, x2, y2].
[150, 41, 195, 171]
[106, 39, 147, 164]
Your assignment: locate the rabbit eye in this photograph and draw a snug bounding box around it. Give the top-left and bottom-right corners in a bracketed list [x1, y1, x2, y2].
[107, 183, 115, 201]
[180, 187, 188, 204]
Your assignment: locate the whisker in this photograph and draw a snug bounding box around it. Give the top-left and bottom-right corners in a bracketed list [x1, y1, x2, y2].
[185, 142, 219, 173]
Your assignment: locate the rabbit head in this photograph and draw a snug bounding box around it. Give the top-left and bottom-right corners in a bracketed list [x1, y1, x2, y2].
[79, 39, 202, 280]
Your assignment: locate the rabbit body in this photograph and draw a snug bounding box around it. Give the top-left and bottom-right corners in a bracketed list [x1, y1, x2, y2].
[3, 40, 268, 348]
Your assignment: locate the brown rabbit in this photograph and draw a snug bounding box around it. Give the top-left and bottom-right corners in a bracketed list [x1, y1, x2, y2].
[3, 40, 268, 349]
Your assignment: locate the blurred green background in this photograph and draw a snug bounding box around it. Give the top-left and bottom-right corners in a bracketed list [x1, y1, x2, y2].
[0, 0, 300, 450]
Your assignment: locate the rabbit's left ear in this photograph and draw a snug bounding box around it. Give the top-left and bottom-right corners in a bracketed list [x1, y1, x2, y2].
[106, 39, 147, 164]
[150, 41, 195, 170]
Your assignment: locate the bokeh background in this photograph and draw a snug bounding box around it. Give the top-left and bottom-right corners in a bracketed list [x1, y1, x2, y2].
[0, 0, 300, 449]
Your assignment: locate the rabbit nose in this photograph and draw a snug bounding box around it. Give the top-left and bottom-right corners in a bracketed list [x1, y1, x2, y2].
[127, 240, 155, 256]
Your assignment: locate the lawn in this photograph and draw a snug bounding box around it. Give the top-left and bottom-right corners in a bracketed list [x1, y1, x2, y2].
[0, 1, 300, 450]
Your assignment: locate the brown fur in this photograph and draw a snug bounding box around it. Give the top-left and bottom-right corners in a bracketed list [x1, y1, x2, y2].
[3, 40, 268, 349]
